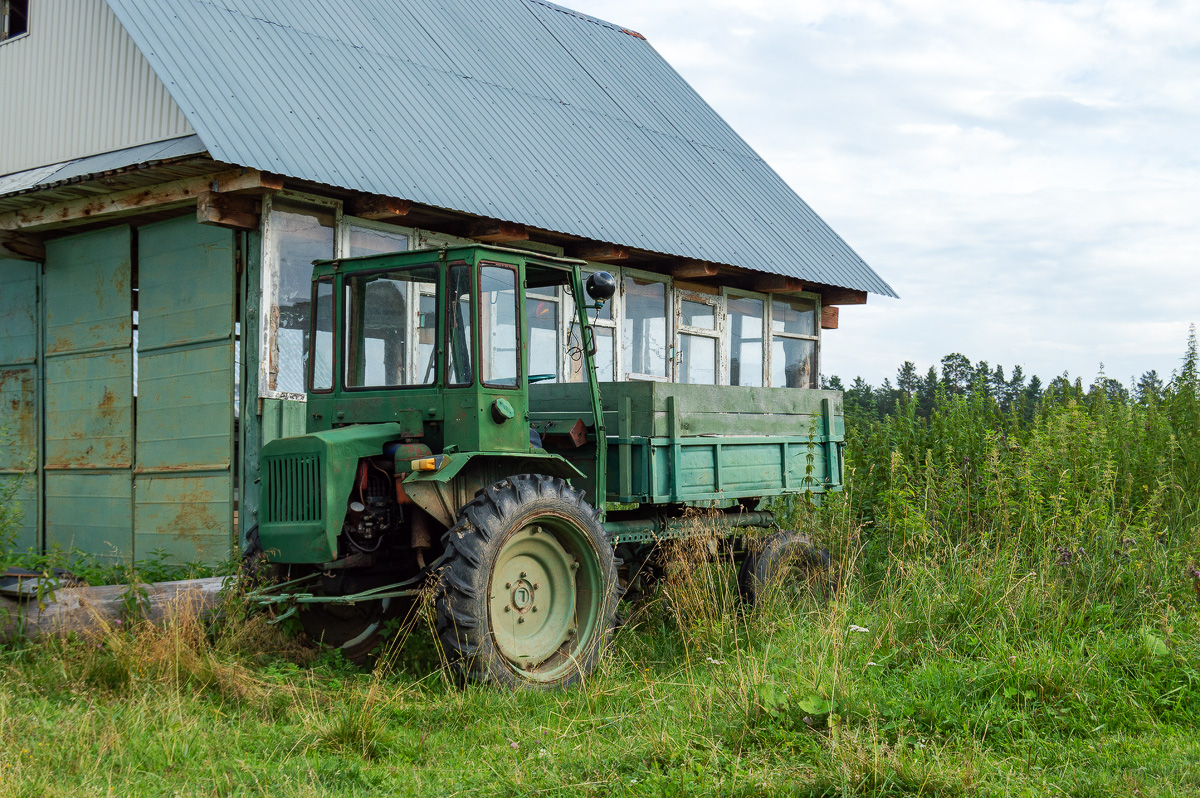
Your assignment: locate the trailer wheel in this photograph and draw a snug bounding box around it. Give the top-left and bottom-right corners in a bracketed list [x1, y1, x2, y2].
[436, 475, 618, 688]
[738, 531, 832, 607]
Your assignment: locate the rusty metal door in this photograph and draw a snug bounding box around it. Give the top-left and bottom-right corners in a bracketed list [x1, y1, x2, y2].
[0, 258, 41, 550]
[134, 216, 235, 563]
[42, 228, 134, 558]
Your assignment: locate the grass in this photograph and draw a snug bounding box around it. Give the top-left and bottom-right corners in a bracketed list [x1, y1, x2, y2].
[0, 514, 1195, 797]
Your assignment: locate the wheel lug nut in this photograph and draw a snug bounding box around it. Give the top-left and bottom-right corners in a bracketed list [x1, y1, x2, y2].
[532, 606, 538, 613]
[504, 605, 511, 612]
[518, 617, 525, 624]
[533, 583, 539, 589]
[505, 582, 511, 589]
[520, 571, 527, 578]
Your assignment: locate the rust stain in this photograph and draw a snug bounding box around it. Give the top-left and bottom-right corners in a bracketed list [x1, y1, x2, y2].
[163, 482, 221, 541]
[97, 387, 117, 419]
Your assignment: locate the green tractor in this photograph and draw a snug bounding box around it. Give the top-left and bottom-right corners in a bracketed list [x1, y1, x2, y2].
[254, 244, 844, 688]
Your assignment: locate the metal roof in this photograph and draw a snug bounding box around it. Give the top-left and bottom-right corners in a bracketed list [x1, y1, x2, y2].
[104, 0, 895, 297]
[0, 135, 207, 197]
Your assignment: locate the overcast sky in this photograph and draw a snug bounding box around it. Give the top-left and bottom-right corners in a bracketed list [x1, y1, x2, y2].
[572, 0, 1200, 388]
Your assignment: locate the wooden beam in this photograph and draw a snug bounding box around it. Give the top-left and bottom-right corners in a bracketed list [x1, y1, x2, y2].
[468, 220, 529, 244]
[0, 231, 45, 261]
[0, 577, 229, 641]
[751, 275, 805, 294]
[821, 288, 868, 305]
[346, 195, 411, 221]
[821, 305, 839, 330]
[197, 190, 260, 230]
[0, 169, 281, 232]
[567, 242, 629, 262]
[671, 261, 719, 279]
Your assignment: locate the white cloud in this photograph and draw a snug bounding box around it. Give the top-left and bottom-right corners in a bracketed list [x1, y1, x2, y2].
[572, 0, 1200, 385]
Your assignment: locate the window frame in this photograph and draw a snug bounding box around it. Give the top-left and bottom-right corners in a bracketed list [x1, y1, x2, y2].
[259, 193, 339, 401]
[339, 215, 413, 258]
[1, 0, 30, 44]
[306, 276, 336, 394]
[340, 263, 441, 392]
[673, 288, 724, 385]
[446, 260, 475, 388]
[721, 287, 769, 388]
[477, 261, 523, 391]
[767, 292, 822, 389]
[619, 266, 673, 383]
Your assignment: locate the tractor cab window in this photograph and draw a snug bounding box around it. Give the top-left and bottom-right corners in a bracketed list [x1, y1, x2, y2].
[310, 279, 334, 392]
[480, 264, 520, 387]
[343, 265, 438, 388]
[447, 263, 473, 386]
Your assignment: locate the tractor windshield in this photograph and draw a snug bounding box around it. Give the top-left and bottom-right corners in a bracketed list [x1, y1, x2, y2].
[343, 264, 438, 388]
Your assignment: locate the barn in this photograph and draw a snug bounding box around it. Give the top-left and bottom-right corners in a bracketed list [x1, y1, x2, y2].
[0, 0, 895, 565]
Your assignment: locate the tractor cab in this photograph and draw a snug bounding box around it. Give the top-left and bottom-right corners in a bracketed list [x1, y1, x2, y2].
[304, 244, 609, 455]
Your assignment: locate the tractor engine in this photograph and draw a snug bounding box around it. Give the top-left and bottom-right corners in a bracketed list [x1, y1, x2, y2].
[342, 459, 399, 554]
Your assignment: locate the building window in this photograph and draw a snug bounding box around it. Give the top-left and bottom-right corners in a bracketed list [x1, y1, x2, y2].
[265, 199, 336, 396]
[726, 293, 765, 387]
[770, 297, 819, 388]
[675, 291, 721, 384]
[622, 272, 670, 380]
[1, 0, 28, 42]
[343, 219, 409, 257]
[569, 270, 616, 383]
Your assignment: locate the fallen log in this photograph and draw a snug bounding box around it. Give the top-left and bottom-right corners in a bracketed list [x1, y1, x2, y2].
[0, 577, 232, 641]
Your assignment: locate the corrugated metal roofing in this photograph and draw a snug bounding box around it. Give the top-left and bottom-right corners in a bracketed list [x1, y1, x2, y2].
[0, 135, 206, 196]
[104, 0, 895, 297]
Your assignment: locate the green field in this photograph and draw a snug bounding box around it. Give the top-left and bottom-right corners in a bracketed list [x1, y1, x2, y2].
[0, 334, 1197, 797]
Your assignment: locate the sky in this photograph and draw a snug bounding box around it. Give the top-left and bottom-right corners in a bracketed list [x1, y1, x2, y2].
[571, 0, 1200, 388]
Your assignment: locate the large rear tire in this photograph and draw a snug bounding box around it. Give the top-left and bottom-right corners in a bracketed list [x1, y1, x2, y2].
[436, 475, 618, 688]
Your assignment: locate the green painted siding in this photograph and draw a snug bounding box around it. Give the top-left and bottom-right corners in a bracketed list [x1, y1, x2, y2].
[133, 216, 235, 563]
[43, 228, 133, 559]
[0, 258, 41, 550]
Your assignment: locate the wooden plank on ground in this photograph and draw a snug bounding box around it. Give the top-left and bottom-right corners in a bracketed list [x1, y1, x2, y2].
[0, 577, 230, 640]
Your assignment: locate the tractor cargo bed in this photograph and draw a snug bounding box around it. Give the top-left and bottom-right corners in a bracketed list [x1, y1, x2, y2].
[529, 382, 844, 505]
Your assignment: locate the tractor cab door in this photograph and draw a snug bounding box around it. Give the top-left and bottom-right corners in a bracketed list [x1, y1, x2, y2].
[440, 258, 528, 453]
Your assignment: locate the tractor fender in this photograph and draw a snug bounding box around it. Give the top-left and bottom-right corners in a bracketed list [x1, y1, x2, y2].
[402, 452, 585, 529]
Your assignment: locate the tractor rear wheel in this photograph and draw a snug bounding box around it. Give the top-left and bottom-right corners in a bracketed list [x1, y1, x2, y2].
[436, 475, 618, 688]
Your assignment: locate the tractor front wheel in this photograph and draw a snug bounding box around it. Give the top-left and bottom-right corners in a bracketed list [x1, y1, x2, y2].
[436, 475, 618, 688]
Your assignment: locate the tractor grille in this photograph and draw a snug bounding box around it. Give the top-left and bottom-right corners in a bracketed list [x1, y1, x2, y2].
[263, 453, 324, 524]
